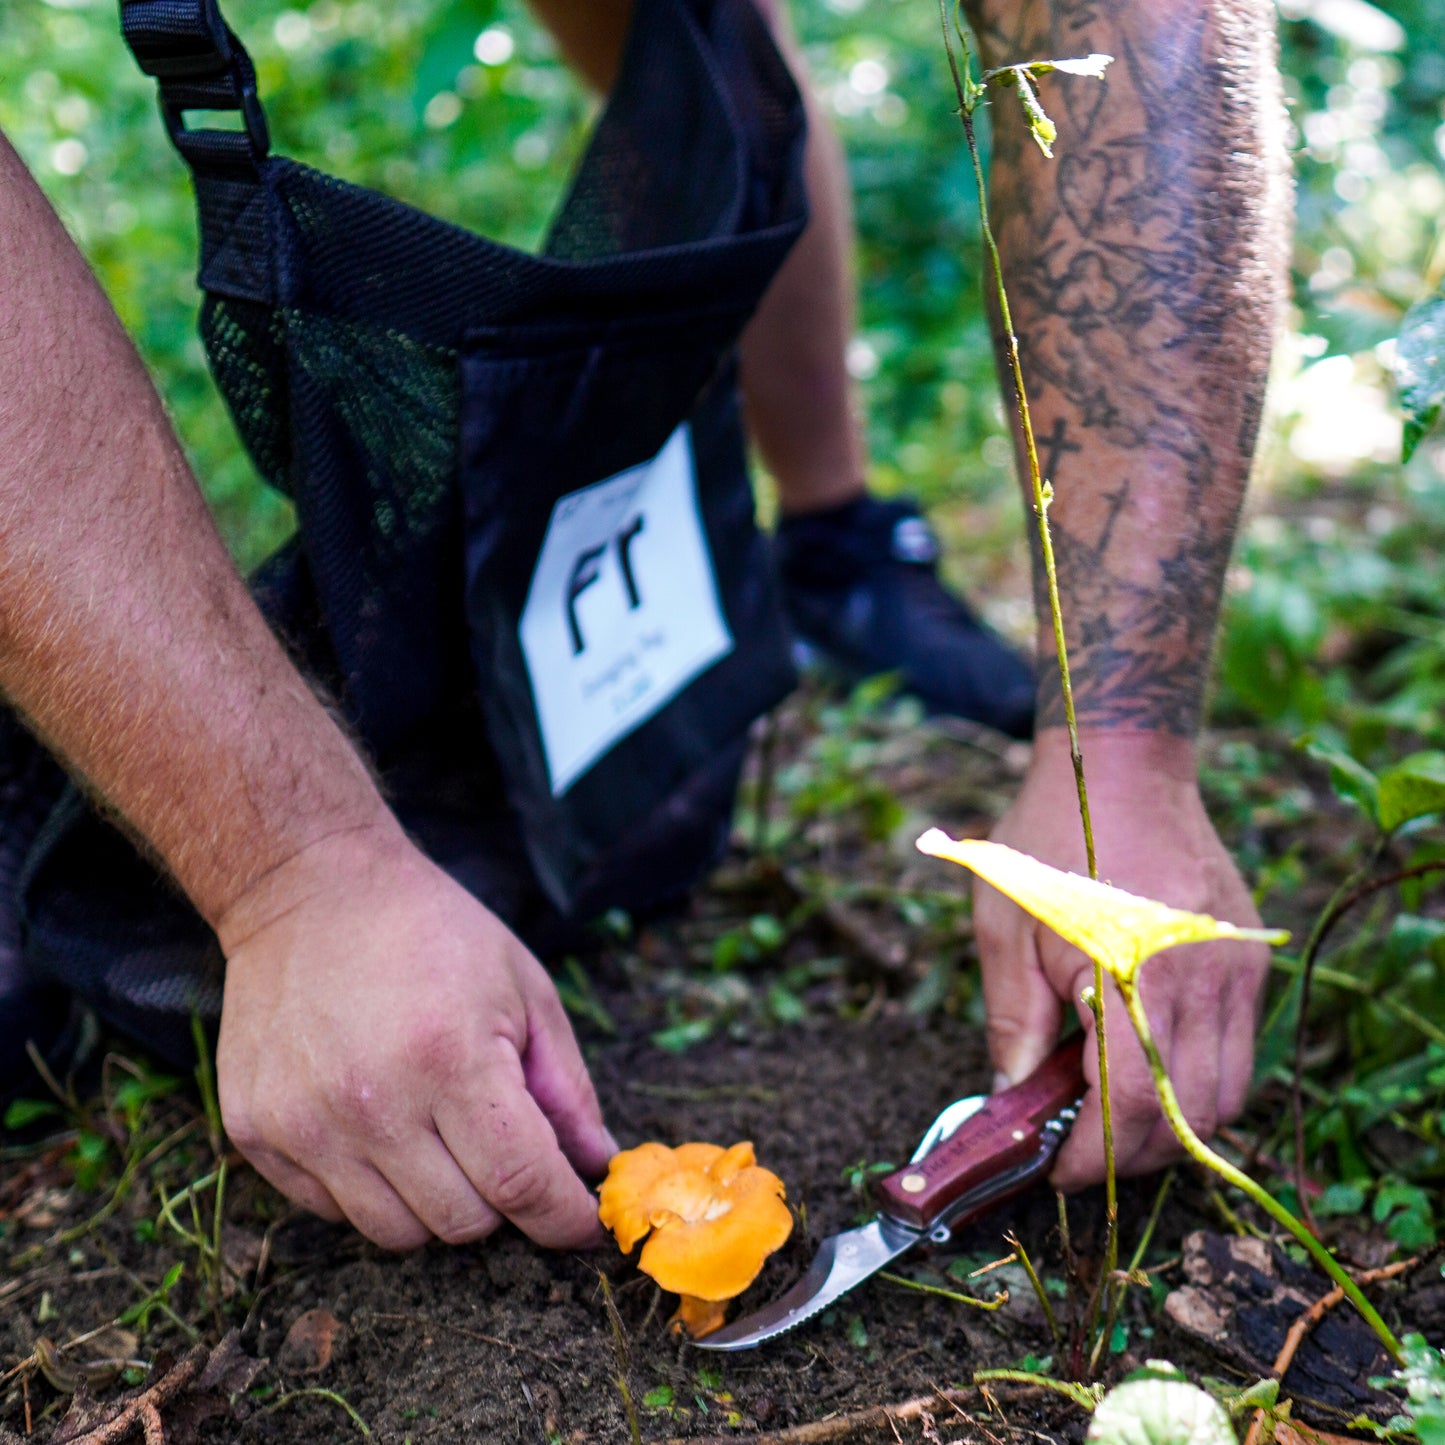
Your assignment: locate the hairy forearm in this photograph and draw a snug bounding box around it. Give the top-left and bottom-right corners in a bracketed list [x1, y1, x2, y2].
[970, 0, 1289, 733]
[0, 134, 386, 925]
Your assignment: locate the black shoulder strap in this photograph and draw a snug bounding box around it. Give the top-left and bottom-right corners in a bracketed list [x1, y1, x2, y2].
[119, 0, 269, 176]
[118, 0, 275, 302]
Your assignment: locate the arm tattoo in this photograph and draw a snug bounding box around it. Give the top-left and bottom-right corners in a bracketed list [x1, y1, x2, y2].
[966, 0, 1290, 734]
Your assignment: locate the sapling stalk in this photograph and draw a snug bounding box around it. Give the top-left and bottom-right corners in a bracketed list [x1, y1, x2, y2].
[1117, 972, 1404, 1363]
[938, 4, 1119, 1349]
[918, 832, 1407, 1365]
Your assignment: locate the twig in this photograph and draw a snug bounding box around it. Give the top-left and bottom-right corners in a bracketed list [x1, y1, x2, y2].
[50, 1340, 207, 1444]
[663, 1387, 977, 1445]
[1241, 1257, 1416, 1445]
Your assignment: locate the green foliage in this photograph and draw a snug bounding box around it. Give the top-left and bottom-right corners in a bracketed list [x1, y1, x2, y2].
[1365, 1334, 1445, 1445]
[1395, 291, 1445, 460]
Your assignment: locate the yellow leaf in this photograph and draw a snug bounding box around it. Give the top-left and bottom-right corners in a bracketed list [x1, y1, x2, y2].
[916, 831, 1287, 985]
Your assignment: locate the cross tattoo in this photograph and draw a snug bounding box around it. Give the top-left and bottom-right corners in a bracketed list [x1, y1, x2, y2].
[1037, 418, 1081, 481]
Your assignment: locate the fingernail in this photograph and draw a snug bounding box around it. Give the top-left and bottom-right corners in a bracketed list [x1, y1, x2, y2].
[991, 1071, 1012, 1094]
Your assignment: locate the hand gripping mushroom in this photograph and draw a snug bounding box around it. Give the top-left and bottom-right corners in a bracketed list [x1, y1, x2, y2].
[598, 1141, 794, 1339]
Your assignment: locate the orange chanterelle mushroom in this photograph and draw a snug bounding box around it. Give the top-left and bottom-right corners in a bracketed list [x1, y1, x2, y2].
[598, 1141, 794, 1338]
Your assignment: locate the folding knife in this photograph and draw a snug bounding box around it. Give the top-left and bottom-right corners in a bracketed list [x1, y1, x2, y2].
[695, 1035, 1087, 1351]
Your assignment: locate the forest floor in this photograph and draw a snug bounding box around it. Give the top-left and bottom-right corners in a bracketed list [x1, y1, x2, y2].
[2, 683, 1442, 1445]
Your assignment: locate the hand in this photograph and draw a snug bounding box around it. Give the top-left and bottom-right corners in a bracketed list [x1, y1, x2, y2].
[214, 820, 617, 1251]
[975, 729, 1269, 1189]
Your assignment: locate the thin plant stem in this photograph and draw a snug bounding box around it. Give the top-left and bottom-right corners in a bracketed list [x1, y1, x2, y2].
[262, 1388, 372, 1437]
[1121, 982, 1404, 1363]
[940, 6, 1115, 1356]
[598, 1272, 642, 1445]
[1288, 848, 1445, 1219]
[974, 1369, 1103, 1411]
[1004, 1231, 1060, 1348]
[878, 1270, 1009, 1310]
[1089, 1167, 1174, 1374]
[1288, 835, 1387, 1225]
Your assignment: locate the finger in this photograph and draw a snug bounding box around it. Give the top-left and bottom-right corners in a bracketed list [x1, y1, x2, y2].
[519, 965, 618, 1179]
[313, 1162, 433, 1252]
[244, 1147, 345, 1223]
[1218, 947, 1269, 1126]
[976, 885, 1064, 1088]
[1114, 951, 1231, 1177]
[1051, 1001, 1160, 1190]
[374, 1133, 505, 1246]
[435, 1053, 607, 1250]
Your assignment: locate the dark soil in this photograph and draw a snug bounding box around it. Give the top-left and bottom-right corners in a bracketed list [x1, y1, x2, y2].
[1, 700, 1439, 1443]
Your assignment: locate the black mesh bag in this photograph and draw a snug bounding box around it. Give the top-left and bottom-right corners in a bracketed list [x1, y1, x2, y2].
[19, 0, 806, 1062]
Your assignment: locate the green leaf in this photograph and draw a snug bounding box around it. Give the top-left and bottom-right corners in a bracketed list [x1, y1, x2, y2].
[1394, 1335, 1445, 1445]
[643, 1386, 674, 1410]
[1314, 1181, 1368, 1217]
[1378, 752, 1445, 830]
[1301, 738, 1380, 823]
[1122, 1362, 1188, 1386]
[1375, 1179, 1432, 1222]
[650, 1019, 714, 1054]
[1087, 1377, 1236, 1445]
[3, 1098, 62, 1130]
[1395, 291, 1445, 461]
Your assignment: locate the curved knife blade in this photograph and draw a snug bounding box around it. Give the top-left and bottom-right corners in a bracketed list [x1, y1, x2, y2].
[695, 1215, 920, 1351]
[693, 1038, 1086, 1352]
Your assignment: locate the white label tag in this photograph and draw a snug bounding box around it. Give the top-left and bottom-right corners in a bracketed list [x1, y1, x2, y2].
[519, 425, 733, 796]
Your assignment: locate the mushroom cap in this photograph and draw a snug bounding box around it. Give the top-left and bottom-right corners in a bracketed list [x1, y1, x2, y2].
[598, 1140, 793, 1302]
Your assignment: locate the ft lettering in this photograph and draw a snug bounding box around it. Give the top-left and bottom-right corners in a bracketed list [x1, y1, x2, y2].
[566, 513, 645, 655]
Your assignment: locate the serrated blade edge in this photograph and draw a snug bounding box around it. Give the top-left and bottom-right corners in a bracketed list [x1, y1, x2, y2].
[693, 1216, 920, 1352]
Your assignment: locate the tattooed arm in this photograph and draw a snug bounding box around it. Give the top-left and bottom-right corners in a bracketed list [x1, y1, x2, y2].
[964, 0, 1290, 1186]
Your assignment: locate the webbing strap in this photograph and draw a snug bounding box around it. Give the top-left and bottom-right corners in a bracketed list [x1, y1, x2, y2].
[118, 0, 275, 302]
[119, 0, 269, 177]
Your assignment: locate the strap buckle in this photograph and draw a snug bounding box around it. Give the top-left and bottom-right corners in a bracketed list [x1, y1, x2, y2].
[120, 0, 270, 172]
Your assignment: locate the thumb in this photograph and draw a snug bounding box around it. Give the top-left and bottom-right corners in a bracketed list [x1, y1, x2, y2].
[521, 980, 618, 1180]
[978, 918, 1066, 1091]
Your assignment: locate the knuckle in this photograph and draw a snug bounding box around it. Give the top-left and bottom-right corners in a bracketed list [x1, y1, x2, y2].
[486, 1154, 554, 1218]
[270, 1100, 328, 1159]
[433, 1209, 500, 1247]
[220, 1098, 261, 1154]
[402, 1015, 474, 1087]
[367, 1217, 431, 1254]
[329, 1070, 405, 1145]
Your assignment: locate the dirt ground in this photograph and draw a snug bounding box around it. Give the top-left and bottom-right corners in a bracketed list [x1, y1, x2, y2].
[1, 699, 1440, 1444]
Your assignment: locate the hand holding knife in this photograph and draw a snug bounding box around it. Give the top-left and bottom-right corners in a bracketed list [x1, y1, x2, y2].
[695, 1036, 1087, 1351]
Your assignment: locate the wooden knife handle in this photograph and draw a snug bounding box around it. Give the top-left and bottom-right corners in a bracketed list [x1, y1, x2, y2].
[872, 1036, 1086, 1232]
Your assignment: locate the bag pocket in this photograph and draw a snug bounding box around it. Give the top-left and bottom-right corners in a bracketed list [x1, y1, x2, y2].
[459, 309, 794, 912]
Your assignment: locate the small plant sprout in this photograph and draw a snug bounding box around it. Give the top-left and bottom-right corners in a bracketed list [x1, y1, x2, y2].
[916, 829, 1406, 1363]
[598, 1141, 793, 1339]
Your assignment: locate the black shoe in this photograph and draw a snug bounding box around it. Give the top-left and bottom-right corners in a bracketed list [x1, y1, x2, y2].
[0, 716, 74, 1107]
[775, 496, 1036, 739]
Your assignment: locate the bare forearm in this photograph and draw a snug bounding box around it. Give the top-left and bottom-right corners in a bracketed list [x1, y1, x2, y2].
[971, 0, 1289, 733]
[0, 134, 386, 925]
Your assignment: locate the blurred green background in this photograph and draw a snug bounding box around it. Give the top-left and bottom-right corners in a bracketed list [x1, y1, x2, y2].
[3, 0, 1445, 753]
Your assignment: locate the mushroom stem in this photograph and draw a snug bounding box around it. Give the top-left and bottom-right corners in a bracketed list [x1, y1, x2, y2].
[669, 1296, 730, 1339]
